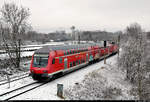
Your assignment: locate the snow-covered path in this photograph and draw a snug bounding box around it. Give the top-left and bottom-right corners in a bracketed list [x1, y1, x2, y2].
[11, 55, 120, 100]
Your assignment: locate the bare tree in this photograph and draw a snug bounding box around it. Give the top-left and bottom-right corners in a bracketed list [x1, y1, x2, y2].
[119, 23, 148, 99]
[0, 2, 30, 69]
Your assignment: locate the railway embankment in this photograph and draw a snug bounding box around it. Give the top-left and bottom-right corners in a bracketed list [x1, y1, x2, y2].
[0, 58, 31, 81]
[64, 55, 135, 100]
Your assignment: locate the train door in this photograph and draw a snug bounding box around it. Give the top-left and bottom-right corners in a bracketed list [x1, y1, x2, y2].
[64, 58, 68, 69]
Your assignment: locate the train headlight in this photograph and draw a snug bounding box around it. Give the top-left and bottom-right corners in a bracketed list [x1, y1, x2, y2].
[31, 70, 34, 73]
[43, 70, 48, 73]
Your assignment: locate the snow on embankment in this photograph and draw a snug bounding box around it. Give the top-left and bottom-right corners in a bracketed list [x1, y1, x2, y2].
[64, 55, 135, 100]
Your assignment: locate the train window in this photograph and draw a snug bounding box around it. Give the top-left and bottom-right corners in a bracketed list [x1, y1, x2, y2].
[70, 50, 72, 54]
[33, 54, 49, 67]
[67, 51, 69, 55]
[70, 62, 72, 67]
[73, 50, 74, 54]
[79, 60, 81, 64]
[59, 57, 63, 63]
[73, 61, 76, 66]
[76, 60, 78, 65]
[86, 54, 88, 62]
[52, 58, 55, 64]
[64, 51, 66, 55]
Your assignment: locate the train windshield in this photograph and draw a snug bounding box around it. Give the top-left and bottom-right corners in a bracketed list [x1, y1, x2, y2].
[33, 54, 49, 67]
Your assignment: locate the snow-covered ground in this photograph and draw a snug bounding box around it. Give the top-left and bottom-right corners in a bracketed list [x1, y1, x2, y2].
[0, 51, 34, 59]
[0, 76, 36, 96]
[64, 54, 135, 100]
[0, 42, 66, 59]
[6, 54, 133, 100]
[21, 47, 42, 51]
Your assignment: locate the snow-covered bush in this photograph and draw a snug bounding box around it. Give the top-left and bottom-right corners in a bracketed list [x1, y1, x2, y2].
[103, 86, 122, 99]
[0, 58, 29, 80]
[64, 70, 122, 100]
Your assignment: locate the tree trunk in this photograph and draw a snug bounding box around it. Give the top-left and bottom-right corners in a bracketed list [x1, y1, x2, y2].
[16, 39, 21, 68]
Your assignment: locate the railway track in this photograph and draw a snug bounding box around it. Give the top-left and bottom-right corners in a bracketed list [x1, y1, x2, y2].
[0, 81, 48, 101]
[0, 72, 30, 86]
[0, 75, 30, 86]
[0, 72, 64, 101]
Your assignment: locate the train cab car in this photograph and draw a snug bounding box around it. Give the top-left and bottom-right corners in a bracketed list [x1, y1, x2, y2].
[30, 44, 91, 80]
[30, 47, 52, 80]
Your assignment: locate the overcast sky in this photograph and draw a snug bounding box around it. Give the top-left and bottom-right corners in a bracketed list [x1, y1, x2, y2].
[0, 0, 149, 33]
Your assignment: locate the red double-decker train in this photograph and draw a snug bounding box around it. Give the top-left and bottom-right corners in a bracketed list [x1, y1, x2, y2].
[30, 42, 118, 81]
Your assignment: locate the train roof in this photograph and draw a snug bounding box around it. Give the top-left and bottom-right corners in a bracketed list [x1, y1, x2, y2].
[34, 43, 104, 54]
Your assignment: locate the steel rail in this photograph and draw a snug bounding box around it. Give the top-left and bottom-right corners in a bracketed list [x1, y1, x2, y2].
[0, 72, 30, 83]
[0, 75, 30, 86]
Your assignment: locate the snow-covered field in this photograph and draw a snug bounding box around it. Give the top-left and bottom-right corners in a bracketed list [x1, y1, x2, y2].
[0, 42, 66, 59]
[0, 51, 35, 59]
[5, 54, 133, 100]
